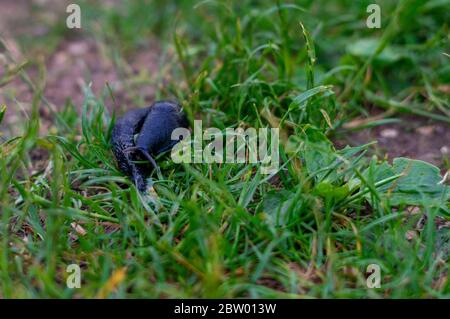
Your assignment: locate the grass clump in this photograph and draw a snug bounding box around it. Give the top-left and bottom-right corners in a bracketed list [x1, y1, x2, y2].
[0, 0, 449, 298]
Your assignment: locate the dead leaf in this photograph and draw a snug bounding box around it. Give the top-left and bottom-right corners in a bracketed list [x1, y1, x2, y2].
[96, 267, 127, 299]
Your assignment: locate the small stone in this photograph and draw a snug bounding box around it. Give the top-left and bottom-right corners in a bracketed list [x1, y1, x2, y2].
[408, 206, 421, 215]
[380, 128, 398, 138]
[405, 230, 416, 241]
[71, 222, 87, 236]
[416, 125, 435, 136]
[67, 41, 89, 56]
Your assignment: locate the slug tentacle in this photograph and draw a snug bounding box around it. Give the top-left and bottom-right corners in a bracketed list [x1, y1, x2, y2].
[111, 101, 189, 193]
[122, 146, 159, 171]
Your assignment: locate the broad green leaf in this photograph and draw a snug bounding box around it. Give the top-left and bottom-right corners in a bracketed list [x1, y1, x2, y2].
[257, 189, 295, 226]
[301, 127, 335, 180]
[387, 158, 449, 206]
[364, 158, 450, 208]
[313, 181, 349, 202]
[347, 38, 406, 64]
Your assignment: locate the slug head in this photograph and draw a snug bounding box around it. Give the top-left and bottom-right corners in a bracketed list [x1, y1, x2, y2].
[135, 100, 189, 155]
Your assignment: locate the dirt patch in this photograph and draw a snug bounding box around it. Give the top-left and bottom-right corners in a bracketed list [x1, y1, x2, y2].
[0, 0, 29, 34]
[0, 0, 159, 135]
[334, 115, 450, 169]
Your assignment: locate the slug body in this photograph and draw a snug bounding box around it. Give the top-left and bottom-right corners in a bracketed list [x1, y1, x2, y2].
[111, 107, 151, 191]
[111, 101, 188, 192]
[135, 101, 189, 156]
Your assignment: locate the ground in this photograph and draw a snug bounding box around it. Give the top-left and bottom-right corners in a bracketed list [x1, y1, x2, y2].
[0, 0, 449, 298]
[335, 114, 449, 168]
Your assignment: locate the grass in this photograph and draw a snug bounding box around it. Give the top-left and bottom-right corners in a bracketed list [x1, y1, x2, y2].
[0, 0, 449, 298]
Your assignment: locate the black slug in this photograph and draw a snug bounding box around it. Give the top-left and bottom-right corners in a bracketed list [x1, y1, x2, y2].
[111, 107, 151, 191]
[111, 101, 189, 192]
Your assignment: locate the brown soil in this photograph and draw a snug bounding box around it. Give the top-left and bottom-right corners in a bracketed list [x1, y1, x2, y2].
[0, 0, 159, 135]
[334, 115, 450, 169]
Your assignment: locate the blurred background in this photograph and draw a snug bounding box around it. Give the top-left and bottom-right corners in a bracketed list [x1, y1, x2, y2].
[1, 0, 449, 167]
